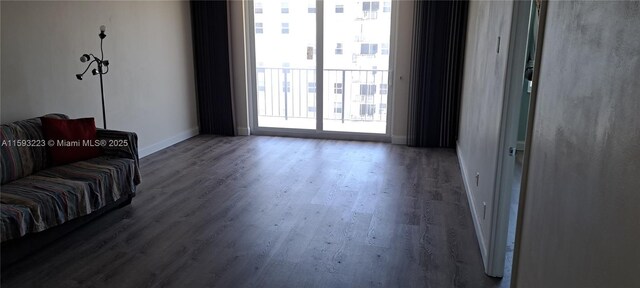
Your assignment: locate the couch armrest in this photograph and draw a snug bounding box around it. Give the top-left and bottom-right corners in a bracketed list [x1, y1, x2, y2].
[96, 129, 141, 185]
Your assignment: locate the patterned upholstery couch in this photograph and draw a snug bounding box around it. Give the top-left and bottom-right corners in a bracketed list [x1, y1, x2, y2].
[0, 114, 140, 265]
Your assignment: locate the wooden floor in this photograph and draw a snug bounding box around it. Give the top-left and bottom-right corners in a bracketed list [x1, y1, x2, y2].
[1, 136, 505, 288]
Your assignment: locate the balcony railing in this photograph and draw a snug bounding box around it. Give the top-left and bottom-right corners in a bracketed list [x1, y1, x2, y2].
[255, 68, 389, 123]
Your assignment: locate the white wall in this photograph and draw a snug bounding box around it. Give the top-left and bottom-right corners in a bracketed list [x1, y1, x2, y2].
[389, 0, 413, 144]
[1, 1, 198, 157]
[228, 0, 413, 143]
[229, 0, 250, 136]
[514, 1, 640, 287]
[457, 0, 514, 268]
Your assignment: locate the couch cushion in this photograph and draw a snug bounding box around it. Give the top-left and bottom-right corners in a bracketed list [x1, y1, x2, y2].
[41, 117, 103, 166]
[0, 156, 136, 242]
[1, 114, 69, 184]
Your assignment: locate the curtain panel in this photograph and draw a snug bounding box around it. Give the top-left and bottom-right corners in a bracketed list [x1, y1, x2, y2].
[407, 0, 469, 147]
[191, 0, 235, 136]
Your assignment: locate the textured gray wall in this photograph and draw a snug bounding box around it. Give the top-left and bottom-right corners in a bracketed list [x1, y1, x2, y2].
[516, 1, 640, 287]
[457, 0, 514, 264]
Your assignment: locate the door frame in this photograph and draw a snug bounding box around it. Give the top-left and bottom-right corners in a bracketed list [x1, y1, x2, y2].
[511, 0, 547, 285]
[244, 0, 397, 142]
[486, 0, 534, 277]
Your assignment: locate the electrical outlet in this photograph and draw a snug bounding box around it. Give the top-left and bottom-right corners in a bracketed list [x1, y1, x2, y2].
[475, 172, 480, 187]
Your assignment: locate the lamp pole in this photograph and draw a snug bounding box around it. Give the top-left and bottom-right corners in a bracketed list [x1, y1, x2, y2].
[98, 61, 107, 129]
[75, 25, 110, 129]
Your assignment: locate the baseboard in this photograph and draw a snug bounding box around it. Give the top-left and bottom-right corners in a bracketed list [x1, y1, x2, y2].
[237, 126, 250, 136]
[139, 127, 199, 158]
[456, 142, 489, 269]
[516, 141, 525, 151]
[391, 135, 407, 145]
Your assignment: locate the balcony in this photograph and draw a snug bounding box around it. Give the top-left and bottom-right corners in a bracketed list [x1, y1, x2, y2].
[255, 68, 389, 133]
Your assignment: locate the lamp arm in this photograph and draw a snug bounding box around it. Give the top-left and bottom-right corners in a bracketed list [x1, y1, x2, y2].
[78, 59, 97, 76]
[88, 53, 104, 63]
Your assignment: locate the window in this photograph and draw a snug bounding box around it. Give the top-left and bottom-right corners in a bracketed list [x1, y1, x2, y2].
[361, 95, 374, 102]
[335, 43, 343, 55]
[257, 69, 265, 91]
[383, 2, 391, 12]
[359, 104, 376, 116]
[334, 102, 343, 114]
[363, 1, 380, 19]
[333, 83, 343, 94]
[250, 0, 392, 133]
[360, 43, 378, 55]
[379, 103, 387, 114]
[360, 84, 376, 95]
[380, 84, 388, 94]
[360, 84, 376, 102]
[381, 43, 389, 55]
[363, 1, 380, 11]
[282, 81, 291, 92]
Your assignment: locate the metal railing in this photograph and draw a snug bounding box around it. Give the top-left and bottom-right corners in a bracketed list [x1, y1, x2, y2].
[256, 68, 389, 123]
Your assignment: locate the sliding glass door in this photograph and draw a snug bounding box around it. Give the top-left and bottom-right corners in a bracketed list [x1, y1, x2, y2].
[253, 0, 317, 129]
[250, 0, 392, 135]
[322, 0, 391, 134]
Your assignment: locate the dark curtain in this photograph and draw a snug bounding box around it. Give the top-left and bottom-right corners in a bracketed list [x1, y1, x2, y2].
[407, 0, 468, 147]
[191, 0, 235, 136]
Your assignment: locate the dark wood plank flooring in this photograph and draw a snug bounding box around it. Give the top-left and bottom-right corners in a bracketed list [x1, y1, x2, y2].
[1, 136, 504, 288]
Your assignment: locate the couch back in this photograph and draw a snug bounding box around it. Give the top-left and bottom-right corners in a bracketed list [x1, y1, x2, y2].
[1, 114, 69, 184]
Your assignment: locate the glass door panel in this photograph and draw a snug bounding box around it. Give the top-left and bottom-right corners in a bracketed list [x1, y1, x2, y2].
[322, 0, 391, 134]
[254, 0, 316, 129]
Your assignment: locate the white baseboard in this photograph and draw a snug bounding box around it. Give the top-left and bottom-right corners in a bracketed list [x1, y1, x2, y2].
[516, 141, 525, 151]
[237, 126, 250, 136]
[456, 142, 489, 269]
[391, 135, 407, 145]
[139, 127, 199, 158]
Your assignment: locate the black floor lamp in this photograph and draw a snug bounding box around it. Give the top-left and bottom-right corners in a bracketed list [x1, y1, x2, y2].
[76, 25, 110, 129]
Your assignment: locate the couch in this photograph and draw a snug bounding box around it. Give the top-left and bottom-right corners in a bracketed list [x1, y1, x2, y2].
[0, 114, 140, 266]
